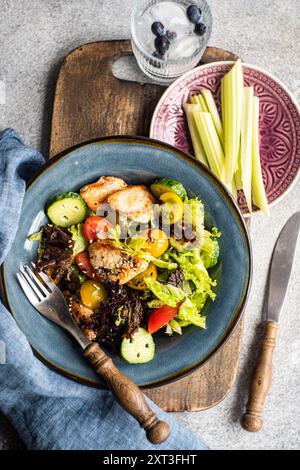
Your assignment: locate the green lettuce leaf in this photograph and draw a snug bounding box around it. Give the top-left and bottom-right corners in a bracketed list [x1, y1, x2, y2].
[177, 298, 206, 329]
[109, 225, 177, 270]
[69, 224, 88, 256]
[28, 230, 42, 241]
[142, 253, 177, 270]
[184, 198, 204, 238]
[28, 228, 44, 254]
[176, 318, 191, 328]
[171, 249, 216, 301]
[190, 290, 208, 310]
[109, 226, 148, 254]
[165, 318, 182, 336]
[157, 270, 170, 283]
[147, 299, 165, 309]
[201, 229, 221, 269]
[127, 236, 148, 252]
[144, 278, 185, 307]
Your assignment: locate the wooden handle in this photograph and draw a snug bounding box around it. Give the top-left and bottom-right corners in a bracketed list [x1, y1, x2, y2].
[84, 342, 170, 444]
[241, 321, 279, 432]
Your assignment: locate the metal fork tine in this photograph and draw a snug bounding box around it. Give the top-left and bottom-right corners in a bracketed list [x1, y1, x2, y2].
[34, 267, 54, 291]
[20, 266, 46, 299]
[24, 265, 50, 296]
[17, 272, 41, 303]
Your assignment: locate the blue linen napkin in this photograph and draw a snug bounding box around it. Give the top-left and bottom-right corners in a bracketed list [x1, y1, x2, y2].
[0, 129, 208, 451]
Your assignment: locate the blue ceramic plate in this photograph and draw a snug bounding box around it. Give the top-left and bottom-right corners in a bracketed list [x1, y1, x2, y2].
[1, 136, 252, 388]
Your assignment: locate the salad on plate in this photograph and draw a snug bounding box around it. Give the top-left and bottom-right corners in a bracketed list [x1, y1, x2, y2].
[28, 176, 221, 364]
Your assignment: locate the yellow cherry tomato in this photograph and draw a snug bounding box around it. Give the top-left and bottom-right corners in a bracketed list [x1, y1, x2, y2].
[127, 263, 158, 291]
[159, 191, 184, 224]
[80, 280, 107, 310]
[142, 229, 169, 258]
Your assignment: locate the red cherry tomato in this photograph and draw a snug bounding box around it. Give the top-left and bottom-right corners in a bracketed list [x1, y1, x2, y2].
[83, 216, 112, 243]
[148, 305, 179, 334]
[75, 252, 97, 280]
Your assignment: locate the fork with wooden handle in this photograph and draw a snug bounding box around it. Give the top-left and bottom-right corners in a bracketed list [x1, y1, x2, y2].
[17, 264, 170, 444]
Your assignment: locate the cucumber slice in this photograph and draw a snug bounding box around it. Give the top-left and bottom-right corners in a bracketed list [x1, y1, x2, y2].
[150, 178, 187, 201]
[47, 192, 87, 228]
[120, 328, 155, 364]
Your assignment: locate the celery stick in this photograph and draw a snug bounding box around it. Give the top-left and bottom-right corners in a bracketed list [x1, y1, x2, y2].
[196, 94, 208, 112]
[201, 89, 223, 144]
[235, 60, 244, 168]
[235, 172, 243, 191]
[221, 79, 225, 129]
[190, 95, 198, 105]
[183, 103, 208, 166]
[222, 68, 237, 182]
[234, 62, 244, 190]
[235, 148, 243, 190]
[240, 87, 254, 213]
[230, 176, 238, 200]
[222, 59, 243, 184]
[190, 94, 208, 111]
[225, 174, 237, 199]
[252, 97, 269, 214]
[193, 111, 225, 182]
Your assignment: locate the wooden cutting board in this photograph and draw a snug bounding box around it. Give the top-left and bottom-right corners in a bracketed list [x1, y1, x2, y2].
[50, 39, 244, 412]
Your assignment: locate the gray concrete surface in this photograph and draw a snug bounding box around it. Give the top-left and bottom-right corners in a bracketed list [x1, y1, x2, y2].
[0, 0, 299, 450]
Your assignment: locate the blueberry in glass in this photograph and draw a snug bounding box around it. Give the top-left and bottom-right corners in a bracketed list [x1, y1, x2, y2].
[152, 50, 163, 59]
[154, 35, 170, 56]
[166, 30, 177, 42]
[151, 21, 166, 37]
[194, 22, 207, 36]
[186, 4, 202, 24]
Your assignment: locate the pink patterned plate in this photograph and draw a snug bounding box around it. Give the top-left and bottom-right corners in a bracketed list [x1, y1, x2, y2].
[150, 62, 300, 214]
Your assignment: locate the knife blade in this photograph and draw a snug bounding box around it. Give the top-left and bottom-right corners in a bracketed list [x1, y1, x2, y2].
[242, 211, 300, 433]
[267, 211, 300, 322]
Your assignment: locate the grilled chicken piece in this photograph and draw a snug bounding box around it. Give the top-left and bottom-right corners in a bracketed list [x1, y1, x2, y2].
[89, 240, 148, 285]
[80, 176, 127, 211]
[82, 327, 96, 341]
[69, 302, 96, 341]
[70, 301, 94, 323]
[107, 185, 155, 223]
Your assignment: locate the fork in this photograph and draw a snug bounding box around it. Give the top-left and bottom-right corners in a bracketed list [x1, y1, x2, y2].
[17, 264, 170, 444]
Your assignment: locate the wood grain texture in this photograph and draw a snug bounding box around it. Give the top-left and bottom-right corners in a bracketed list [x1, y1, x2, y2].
[50, 41, 239, 157]
[84, 342, 170, 444]
[50, 39, 245, 412]
[241, 321, 278, 432]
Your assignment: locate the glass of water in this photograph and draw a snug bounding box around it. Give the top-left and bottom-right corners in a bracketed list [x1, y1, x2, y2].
[131, 0, 212, 84]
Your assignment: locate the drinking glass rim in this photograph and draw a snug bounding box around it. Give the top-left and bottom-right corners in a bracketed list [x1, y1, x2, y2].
[130, 0, 212, 66]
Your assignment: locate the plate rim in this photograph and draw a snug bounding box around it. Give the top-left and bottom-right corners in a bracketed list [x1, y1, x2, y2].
[0, 135, 253, 389]
[149, 61, 300, 216]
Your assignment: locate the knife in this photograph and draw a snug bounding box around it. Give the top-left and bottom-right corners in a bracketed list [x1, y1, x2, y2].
[241, 211, 300, 432]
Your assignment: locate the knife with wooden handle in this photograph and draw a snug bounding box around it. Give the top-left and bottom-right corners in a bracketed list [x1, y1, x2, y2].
[241, 211, 300, 432]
